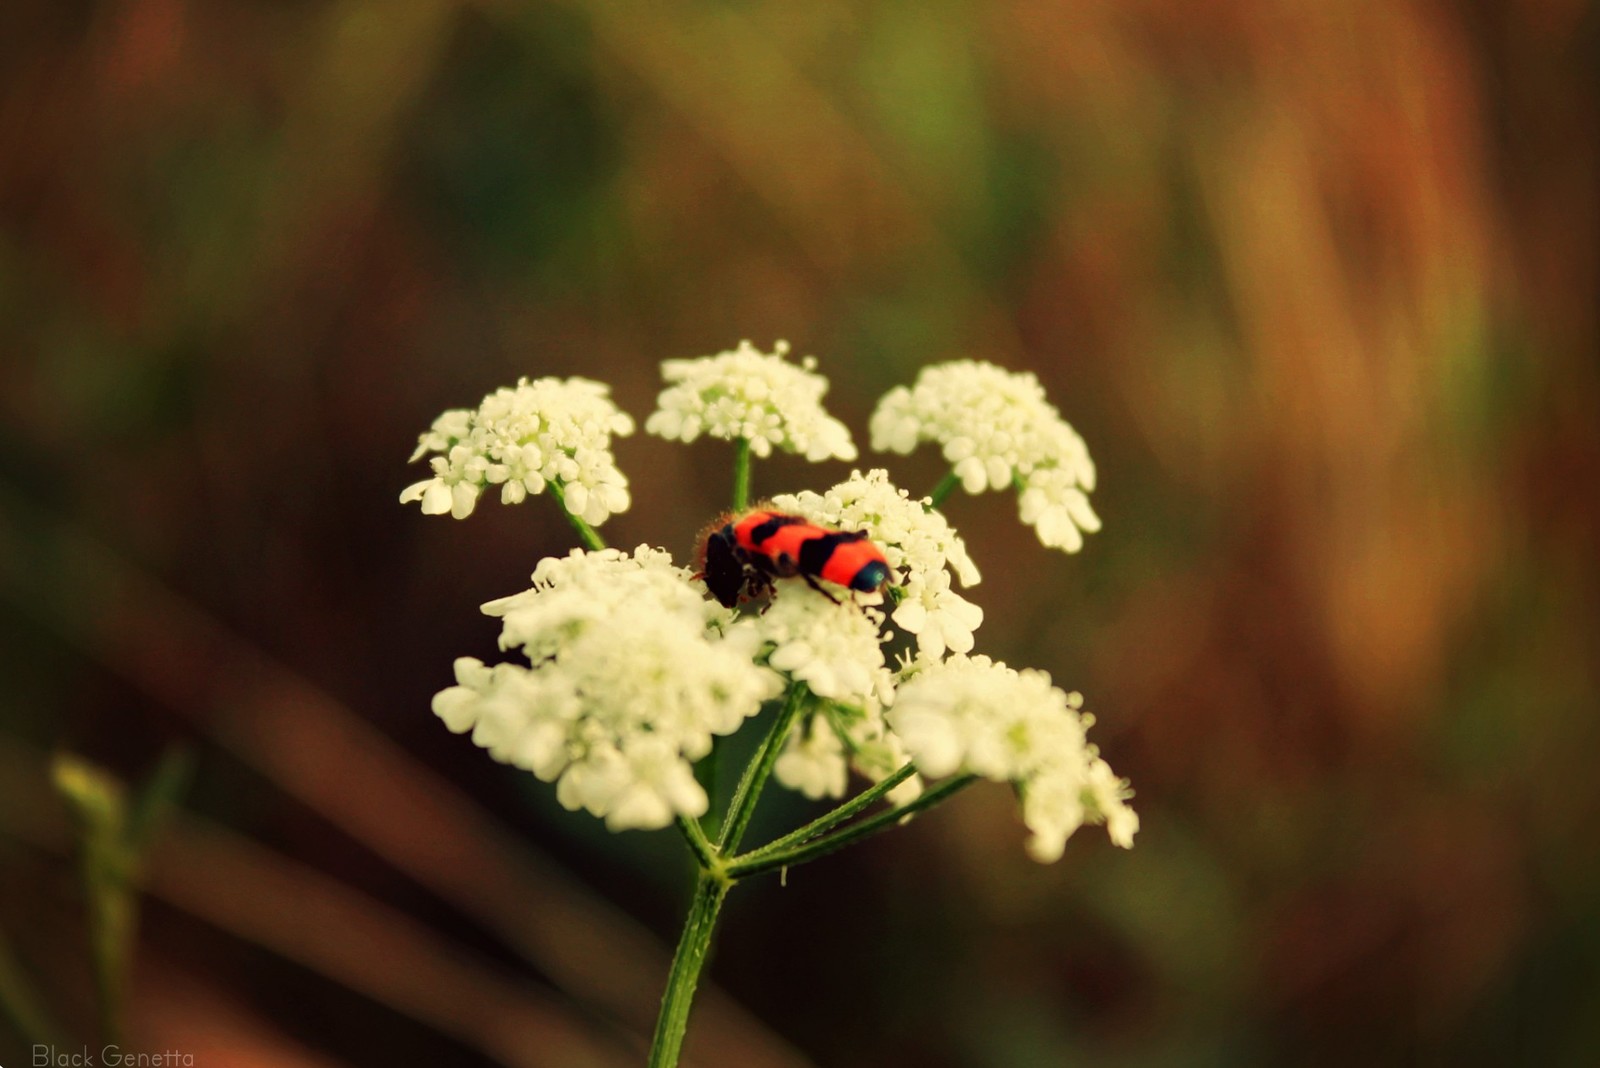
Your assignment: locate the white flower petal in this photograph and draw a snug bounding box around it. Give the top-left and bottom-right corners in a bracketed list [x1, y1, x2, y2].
[450, 481, 480, 519]
[892, 601, 929, 633]
[420, 480, 454, 515]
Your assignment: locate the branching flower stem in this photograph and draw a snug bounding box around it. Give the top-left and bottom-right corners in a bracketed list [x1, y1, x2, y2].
[717, 683, 807, 852]
[736, 761, 917, 861]
[727, 774, 978, 880]
[650, 762, 975, 1067]
[674, 814, 718, 870]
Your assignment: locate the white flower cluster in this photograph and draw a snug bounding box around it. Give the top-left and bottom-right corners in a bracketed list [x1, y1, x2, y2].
[888, 655, 1138, 861]
[431, 547, 782, 831]
[401, 377, 634, 526]
[645, 340, 857, 462]
[772, 468, 984, 659]
[412, 355, 1136, 862]
[755, 585, 890, 705]
[870, 360, 1101, 552]
[776, 700, 923, 808]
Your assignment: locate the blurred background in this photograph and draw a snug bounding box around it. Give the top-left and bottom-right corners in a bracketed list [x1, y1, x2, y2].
[2, 0, 1597, 1065]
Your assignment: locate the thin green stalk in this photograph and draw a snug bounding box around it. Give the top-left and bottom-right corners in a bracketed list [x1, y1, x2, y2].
[731, 437, 753, 512]
[738, 762, 917, 860]
[717, 684, 807, 852]
[927, 470, 961, 510]
[647, 871, 731, 1068]
[728, 775, 978, 879]
[547, 481, 607, 551]
[675, 814, 718, 870]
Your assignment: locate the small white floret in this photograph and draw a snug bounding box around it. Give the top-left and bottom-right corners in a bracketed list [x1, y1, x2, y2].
[646, 340, 857, 463]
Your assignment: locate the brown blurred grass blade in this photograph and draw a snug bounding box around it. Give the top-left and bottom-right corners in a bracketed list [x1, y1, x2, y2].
[0, 488, 815, 1068]
[0, 735, 631, 1068]
[136, 959, 359, 1068]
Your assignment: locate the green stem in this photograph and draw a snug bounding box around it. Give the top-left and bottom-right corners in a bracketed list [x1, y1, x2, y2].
[547, 481, 607, 551]
[728, 775, 978, 879]
[675, 814, 717, 870]
[717, 684, 807, 852]
[731, 437, 753, 512]
[739, 762, 917, 860]
[647, 871, 731, 1068]
[927, 470, 961, 510]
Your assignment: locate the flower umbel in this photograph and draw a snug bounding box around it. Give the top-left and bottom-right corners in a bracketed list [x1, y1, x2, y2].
[401, 376, 634, 525]
[646, 340, 857, 462]
[870, 360, 1100, 552]
[407, 347, 1136, 1068]
[432, 547, 782, 830]
[889, 654, 1137, 861]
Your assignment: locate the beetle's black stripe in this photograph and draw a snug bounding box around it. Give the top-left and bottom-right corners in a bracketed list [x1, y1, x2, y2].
[701, 528, 748, 608]
[797, 530, 863, 575]
[748, 513, 805, 546]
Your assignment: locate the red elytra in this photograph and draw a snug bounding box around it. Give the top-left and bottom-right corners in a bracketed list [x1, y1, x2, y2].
[696, 508, 891, 608]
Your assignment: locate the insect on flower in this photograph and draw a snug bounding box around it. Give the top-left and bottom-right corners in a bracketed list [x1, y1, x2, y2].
[697, 508, 893, 609]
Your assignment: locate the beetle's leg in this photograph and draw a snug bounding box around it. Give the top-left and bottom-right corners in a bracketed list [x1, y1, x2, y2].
[802, 573, 842, 604]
